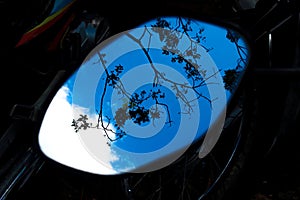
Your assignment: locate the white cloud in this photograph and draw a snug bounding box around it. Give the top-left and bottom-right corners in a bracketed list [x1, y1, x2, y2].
[38, 86, 119, 175]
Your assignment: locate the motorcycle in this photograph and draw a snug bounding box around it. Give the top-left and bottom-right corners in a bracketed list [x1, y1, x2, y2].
[0, 0, 299, 199]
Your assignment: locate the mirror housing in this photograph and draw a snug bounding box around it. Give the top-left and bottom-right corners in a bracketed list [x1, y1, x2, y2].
[38, 16, 251, 175]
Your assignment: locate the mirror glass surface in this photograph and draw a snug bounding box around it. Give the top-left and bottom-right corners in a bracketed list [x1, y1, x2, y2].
[38, 16, 250, 175]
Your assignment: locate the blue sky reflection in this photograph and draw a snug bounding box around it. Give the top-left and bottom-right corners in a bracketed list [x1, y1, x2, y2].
[38, 16, 250, 174]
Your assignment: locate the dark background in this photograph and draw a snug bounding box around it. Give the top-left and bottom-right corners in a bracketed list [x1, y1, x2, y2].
[1, 0, 300, 199]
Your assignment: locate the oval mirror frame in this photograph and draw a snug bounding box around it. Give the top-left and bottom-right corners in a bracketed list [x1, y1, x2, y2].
[38, 16, 251, 175]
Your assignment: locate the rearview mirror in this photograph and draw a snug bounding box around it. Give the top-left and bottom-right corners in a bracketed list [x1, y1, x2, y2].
[38, 16, 250, 175]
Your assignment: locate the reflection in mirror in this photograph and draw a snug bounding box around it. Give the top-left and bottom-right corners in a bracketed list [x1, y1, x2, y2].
[38, 16, 250, 175]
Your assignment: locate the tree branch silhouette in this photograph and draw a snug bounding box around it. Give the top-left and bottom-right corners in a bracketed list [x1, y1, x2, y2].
[223, 29, 249, 92]
[71, 17, 248, 144]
